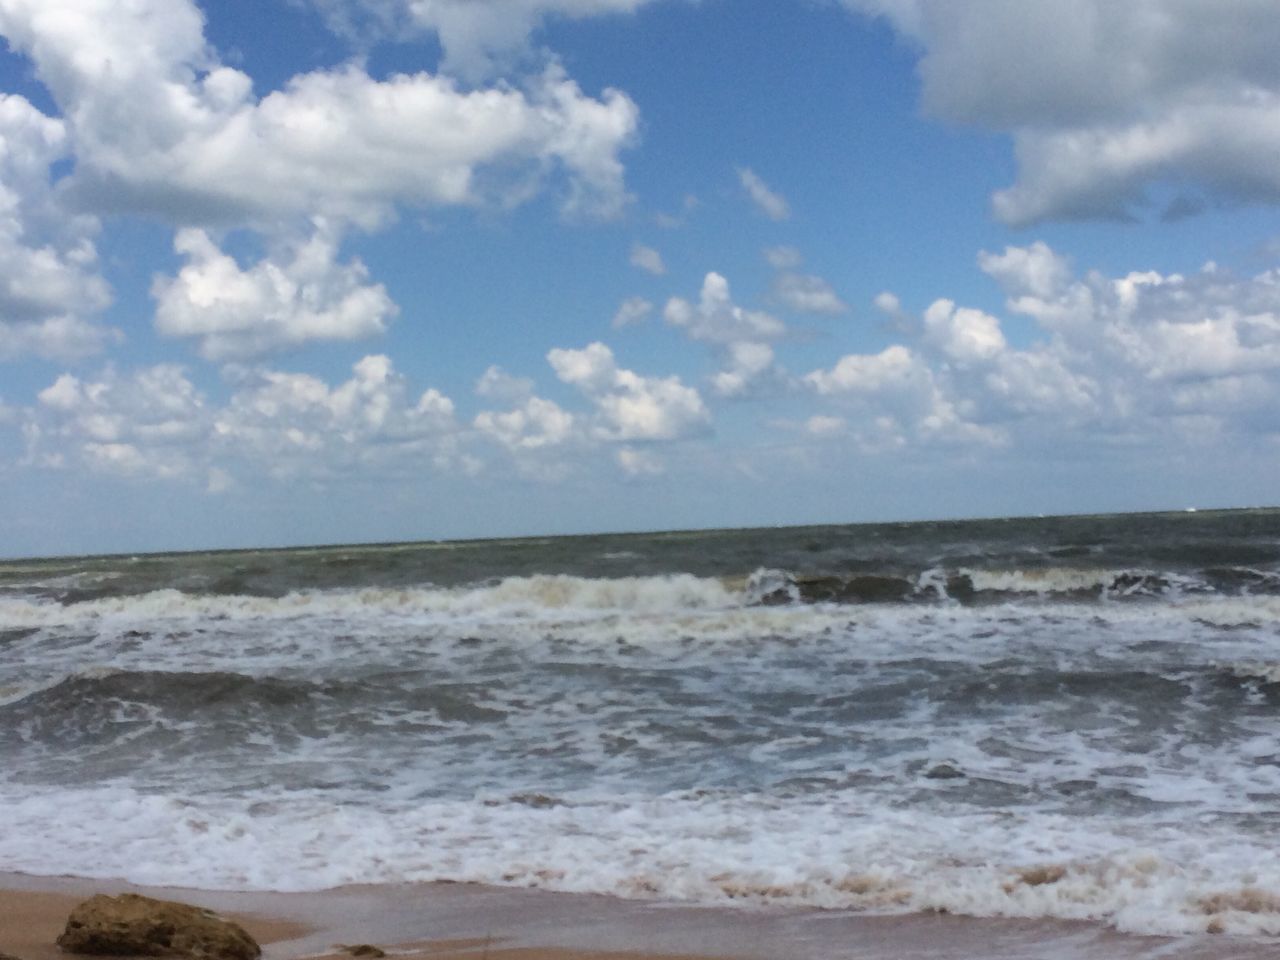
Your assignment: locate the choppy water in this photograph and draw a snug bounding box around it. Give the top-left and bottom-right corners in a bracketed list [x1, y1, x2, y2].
[4, 509, 1280, 938]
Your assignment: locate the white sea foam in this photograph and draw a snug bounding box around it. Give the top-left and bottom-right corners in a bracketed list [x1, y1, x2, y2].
[5, 568, 1280, 641]
[960, 567, 1214, 597]
[0, 574, 744, 629]
[3, 784, 1280, 936]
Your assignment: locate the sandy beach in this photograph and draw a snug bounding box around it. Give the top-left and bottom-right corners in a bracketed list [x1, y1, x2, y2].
[2, 873, 1276, 960]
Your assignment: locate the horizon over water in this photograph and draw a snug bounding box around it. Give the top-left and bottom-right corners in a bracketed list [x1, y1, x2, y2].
[5, 503, 1263, 564]
[4, 507, 1280, 943]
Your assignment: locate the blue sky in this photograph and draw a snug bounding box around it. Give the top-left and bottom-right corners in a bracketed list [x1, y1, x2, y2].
[1, 0, 1279, 557]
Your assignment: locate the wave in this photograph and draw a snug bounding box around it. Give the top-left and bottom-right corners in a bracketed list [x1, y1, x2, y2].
[3, 564, 1280, 630]
[1218, 661, 1280, 685]
[0, 573, 742, 628]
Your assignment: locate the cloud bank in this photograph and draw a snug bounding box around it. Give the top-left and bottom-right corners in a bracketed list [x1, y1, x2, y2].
[846, 0, 1280, 224]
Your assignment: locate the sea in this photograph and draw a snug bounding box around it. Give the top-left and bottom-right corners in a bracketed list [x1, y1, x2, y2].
[3, 509, 1280, 941]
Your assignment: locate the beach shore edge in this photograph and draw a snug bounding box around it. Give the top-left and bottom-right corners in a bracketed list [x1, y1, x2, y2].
[2, 872, 1273, 960]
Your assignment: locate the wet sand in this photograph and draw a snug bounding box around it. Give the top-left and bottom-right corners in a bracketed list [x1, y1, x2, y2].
[1, 872, 1274, 960]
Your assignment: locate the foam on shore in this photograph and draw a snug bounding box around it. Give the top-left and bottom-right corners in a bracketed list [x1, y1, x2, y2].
[2, 873, 1275, 960]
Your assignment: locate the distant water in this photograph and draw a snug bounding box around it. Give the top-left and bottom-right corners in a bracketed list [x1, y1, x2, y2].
[4, 509, 1280, 937]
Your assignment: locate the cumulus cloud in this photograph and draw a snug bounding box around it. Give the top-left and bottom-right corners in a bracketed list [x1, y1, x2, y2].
[629, 243, 665, 275]
[25, 355, 462, 484]
[27, 366, 208, 478]
[0, 0, 641, 362]
[805, 344, 923, 396]
[152, 225, 397, 360]
[472, 345, 705, 476]
[921, 299, 1006, 363]
[665, 272, 788, 396]
[548, 341, 710, 440]
[804, 343, 1004, 449]
[844, 0, 1280, 224]
[978, 244, 1280, 389]
[665, 272, 786, 346]
[473, 395, 574, 451]
[0, 0, 639, 229]
[710, 341, 777, 399]
[0, 93, 114, 360]
[737, 167, 791, 220]
[215, 355, 458, 475]
[805, 240, 1280, 451]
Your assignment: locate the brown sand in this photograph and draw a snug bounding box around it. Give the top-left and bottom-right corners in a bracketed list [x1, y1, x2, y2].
[0, 888, 307, 960]
[2, 873, 1276, 960]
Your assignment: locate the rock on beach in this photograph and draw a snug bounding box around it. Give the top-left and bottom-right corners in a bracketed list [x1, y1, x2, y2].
[57, 894, 260, 960]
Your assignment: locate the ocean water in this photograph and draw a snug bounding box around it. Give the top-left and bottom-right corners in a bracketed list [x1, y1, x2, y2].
[3, 509, 1280, 939]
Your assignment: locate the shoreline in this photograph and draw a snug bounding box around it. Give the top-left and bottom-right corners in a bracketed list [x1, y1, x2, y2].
[2, 873, 1275, 960]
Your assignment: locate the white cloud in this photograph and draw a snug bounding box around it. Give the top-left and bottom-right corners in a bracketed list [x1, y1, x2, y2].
[981, 350, 1099, 419]
[471, 345, 708, 475]
[0, 1, 639, 228]
[0, 93, 115, 360]
[665, 272, 789, 397]
[873, 292, 902, 315]
[24, 355, 463, 483]
[547, 340, 620, 392]
[737, 167, 791, 220]
[152, 225, 397, 359]
[629, 243, 665, 276]
[664, 272, 786, 346]
[215, 355, 458, 475]
[762, 246, 848, 315]
[977, 243, 1280, 390]
[805, 344, 923, 396]
[611, 296, 653, 329]
[771, 271, 849, 315]
[27, 366, 208, 477]
[803, 343, 1001, 449]
[804, 240, 1280, 451]
[921, 299, 1006, 363]
[305, 0, 661, 78]
[844, 0, 1280, 224]
[474, 395, 574, 451]
[977, 242, 1073, 303]
[475, 365, 535, 403]
[710, 341, 777, 399]
[0, 315, 118, 363]
[548, 341, 710, 441]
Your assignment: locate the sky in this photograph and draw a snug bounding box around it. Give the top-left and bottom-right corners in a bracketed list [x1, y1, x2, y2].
[1, 0, 1279, 557]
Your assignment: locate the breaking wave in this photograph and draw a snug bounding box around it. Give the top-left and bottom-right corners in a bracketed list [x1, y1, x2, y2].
[4, 784, 1280, 936]
[4, 563, 1280, 631]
